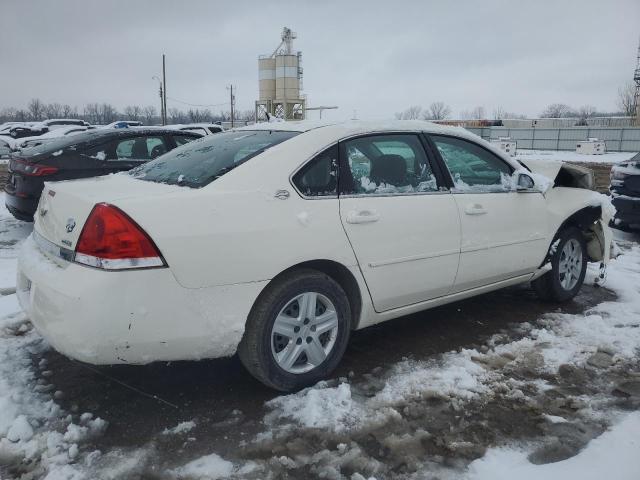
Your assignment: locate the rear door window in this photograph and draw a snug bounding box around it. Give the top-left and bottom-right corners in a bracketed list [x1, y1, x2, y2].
[115, 136, 168, 161]
[340, 134, 438, 195]
[131, 130, 298, 188]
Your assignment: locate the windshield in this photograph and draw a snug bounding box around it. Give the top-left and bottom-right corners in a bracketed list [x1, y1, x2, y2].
[130, 130, 299, 188]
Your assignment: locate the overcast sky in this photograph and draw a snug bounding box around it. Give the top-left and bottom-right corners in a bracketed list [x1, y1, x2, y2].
[1, 0, 638, 120]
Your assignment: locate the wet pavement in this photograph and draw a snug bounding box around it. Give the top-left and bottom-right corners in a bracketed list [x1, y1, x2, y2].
[3, 215, 637, 478]
[40, 280, 617, 470]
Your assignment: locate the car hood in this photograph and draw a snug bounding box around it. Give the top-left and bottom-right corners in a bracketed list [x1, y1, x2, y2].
[520, 159, 594, 190]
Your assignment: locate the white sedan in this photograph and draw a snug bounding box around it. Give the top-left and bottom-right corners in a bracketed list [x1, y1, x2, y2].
[17, 120, 612, 391]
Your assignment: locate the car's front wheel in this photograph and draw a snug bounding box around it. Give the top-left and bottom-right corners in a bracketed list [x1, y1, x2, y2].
[532, 226, 587, 302]
[238, 269, 351, 392]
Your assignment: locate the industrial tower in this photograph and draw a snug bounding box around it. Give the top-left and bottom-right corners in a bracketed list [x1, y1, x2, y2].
[255, 27, 306, 121]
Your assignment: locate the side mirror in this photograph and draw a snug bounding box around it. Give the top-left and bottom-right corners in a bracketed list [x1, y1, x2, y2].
[516, 173, 535, 191]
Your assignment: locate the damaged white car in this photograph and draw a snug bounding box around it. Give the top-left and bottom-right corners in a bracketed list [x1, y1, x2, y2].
[17, 120, 613, 391]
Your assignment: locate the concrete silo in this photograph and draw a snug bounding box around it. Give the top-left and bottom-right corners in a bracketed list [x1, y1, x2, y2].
[255, 27, 306, 121]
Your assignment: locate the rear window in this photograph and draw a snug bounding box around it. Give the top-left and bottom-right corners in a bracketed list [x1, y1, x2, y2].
[130, 130, 298, 188]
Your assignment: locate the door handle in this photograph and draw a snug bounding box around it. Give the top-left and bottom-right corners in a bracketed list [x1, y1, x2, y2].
[346, 209, 380, 224]
[464, 203, 487, 215]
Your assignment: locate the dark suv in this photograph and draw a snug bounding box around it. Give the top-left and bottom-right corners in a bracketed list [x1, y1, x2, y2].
[5, 128, 201, 221]
[610, 152, 640, 231]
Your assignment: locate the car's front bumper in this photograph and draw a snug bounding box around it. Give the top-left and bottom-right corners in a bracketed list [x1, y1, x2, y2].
[17, 235, 267, 364]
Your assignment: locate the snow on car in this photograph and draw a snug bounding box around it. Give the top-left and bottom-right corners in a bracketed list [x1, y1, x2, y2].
[167, 123, 224, 136]
[16, 120, 614, 392]
[11, 125, 90, 150]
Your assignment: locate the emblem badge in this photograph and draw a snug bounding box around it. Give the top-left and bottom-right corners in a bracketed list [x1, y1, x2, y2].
[66, 218, 76, 233]
[39, 208, 48, 217]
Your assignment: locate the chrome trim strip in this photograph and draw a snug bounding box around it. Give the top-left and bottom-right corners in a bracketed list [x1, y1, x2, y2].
[368, 249, 460, 268]
[461, 236, 547, 254]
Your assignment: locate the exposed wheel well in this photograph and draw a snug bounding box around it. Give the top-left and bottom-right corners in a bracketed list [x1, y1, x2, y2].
[560, 206, 602, 233]
[543, 205, 604, 264]
[267, 260, 363, 330]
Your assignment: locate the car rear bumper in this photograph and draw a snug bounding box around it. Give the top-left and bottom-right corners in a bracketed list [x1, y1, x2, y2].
[4, 189, 38, 221]
[17, 235, 267, 364]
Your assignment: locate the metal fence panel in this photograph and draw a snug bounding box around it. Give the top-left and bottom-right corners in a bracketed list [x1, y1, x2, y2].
[462, 126, 640, 152]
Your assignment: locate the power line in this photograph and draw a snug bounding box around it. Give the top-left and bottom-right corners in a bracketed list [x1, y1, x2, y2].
[166, 97, 229, 108]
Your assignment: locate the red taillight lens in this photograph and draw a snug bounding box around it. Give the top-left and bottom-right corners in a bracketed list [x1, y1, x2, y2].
[74, 203, 165, 270]
[10, 158, 58, 176]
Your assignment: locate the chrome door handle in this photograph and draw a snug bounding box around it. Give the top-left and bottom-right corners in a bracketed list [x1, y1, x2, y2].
[346, 210, 380, 224]
[464, 203, 487, 215]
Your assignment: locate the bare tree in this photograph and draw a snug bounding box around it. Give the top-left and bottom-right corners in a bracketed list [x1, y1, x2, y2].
[425, 102, 451, 120]
[143, 105, 157, 125]
[617, 82, 636, 116]
[28, 98, 45, 121]
[492, 106, 505, 120]
[61, 104, 76, 118]
[84, 103, 100, 124]
[99, 103, 118, 123]
[578, 105, 597, 119]
[540, 103, 576, 118]
[45, 103, 63, 118]
[395, 105, 423, 120]
[124, 105, 143, 122]
[471, 106, 485, 120]
[168, 108, 186, 124]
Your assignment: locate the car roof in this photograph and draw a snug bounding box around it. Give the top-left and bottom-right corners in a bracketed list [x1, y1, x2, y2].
[14, 127, 202, 157]
[235, 119, 471, 137]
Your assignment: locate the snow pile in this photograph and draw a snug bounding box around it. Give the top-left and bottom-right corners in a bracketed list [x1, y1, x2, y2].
[162, 420, 196, 435]
[465, 411, 640, 480]
[169, 453, 257, 480]
[251, 243, 640, 478]
[267, 348, 492, 434]
[0, 198, 109, 479]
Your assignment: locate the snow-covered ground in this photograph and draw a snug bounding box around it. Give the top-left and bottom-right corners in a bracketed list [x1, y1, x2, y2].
[516, 149, 637, 164]
[0, 194, 639, 479]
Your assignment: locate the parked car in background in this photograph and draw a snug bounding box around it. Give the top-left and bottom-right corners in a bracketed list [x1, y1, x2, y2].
[16, 120, 613, 391]
[42, 119, 91, 130]
[103, 120, 143, 129]
[168, 123, 224, 136]
[4, 119, 91, 139]
[610, 153, 640, 231]
[0, 138, 11, 160]
[5, 128, 201, 221]
[13, 125, 89, 150]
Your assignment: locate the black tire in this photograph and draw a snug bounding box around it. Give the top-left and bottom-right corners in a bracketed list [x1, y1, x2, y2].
[238, 269, 351, 392]
[532, 226, 587, 302]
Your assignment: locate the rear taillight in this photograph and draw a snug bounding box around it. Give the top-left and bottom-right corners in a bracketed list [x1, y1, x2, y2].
[10, 158, 58, 176]
[74, 203, 165, 270]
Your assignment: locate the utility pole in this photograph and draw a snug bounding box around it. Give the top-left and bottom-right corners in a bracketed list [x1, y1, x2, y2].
[230, 85, 235, 128]
[162, 54, 168, 125]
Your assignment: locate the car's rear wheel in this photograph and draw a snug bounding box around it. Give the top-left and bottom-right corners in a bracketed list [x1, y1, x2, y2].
[238, 269, 351, 392]
[532, 226, 587, 302]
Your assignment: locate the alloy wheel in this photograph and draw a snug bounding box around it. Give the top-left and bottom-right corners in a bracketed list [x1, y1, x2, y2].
[271, 292, 339, 374]
[558, 238, 583, 291]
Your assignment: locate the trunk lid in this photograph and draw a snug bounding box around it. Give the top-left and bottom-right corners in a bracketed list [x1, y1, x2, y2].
[34, 174, 184, 250]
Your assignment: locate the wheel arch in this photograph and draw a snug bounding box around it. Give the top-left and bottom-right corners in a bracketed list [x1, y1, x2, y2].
[255, 259, 364, 330]
[547, 205, 605, 263]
